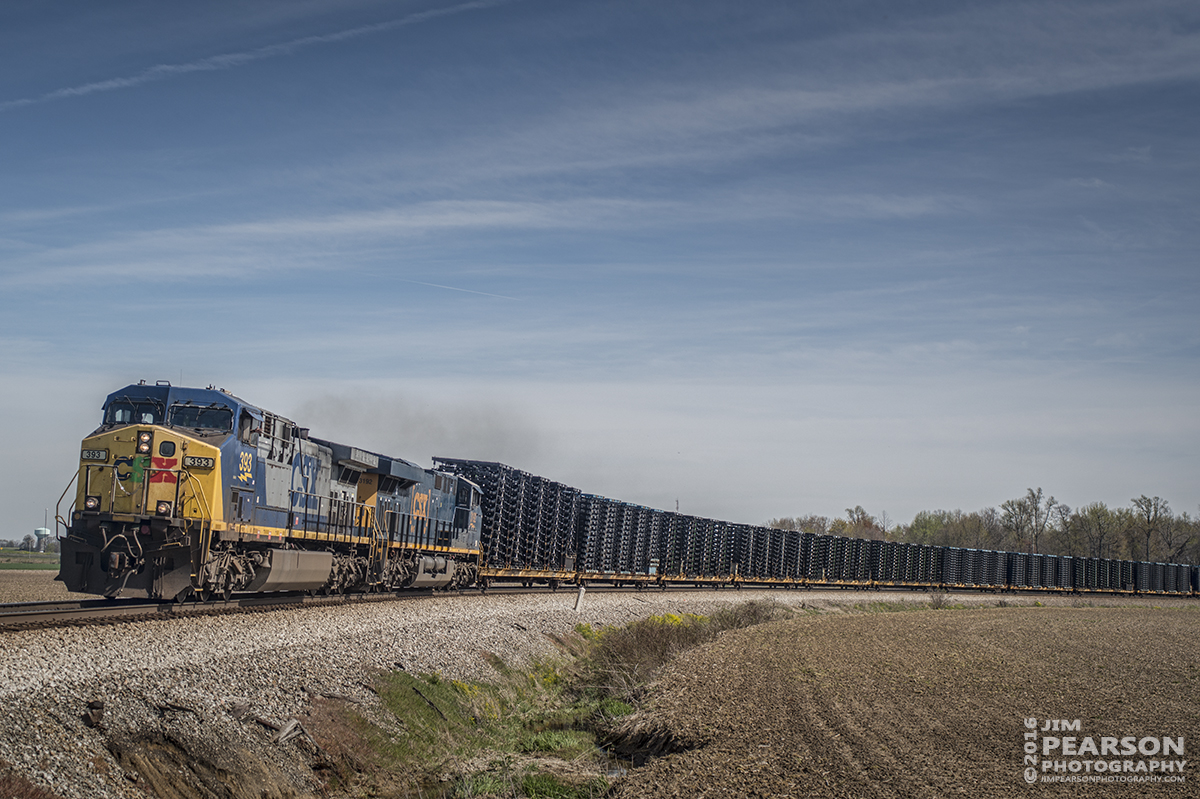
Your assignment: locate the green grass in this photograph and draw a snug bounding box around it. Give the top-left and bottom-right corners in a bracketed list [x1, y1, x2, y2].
[359, 661, 618, 791]
[335, 601, 790, 798]
[370, 672, 486, 770]
[0, 562, 60, 570]
[519, 729, 595, 758]
[450, 771, 609, 799]
[0, 550, 59, 570]
[518, 773, 608, 799]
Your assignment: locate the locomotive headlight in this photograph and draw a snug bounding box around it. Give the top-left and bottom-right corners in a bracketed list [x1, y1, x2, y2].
[155, 500, 173, 517]
[136, 431, 154, 454]
[84, 495, 101, 511]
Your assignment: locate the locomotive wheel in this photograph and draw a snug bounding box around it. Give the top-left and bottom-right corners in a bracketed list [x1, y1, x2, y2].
[173, 587, 193, 604]
[197, 588, 212, 603]
[221, 578, 233, 602]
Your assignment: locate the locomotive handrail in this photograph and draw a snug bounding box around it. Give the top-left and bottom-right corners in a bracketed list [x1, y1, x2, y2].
[177, 469, 215, 522]
[53, 471, 79, 540]
[289, 490, 377, 543]
[367, 509, 386, 587]
[176, 470, 215, 588]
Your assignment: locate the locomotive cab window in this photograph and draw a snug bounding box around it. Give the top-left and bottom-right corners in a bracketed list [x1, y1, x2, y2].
[237, 410, 259, 444]
[168, 404, 232, 432]
[106, 401, 162, 426]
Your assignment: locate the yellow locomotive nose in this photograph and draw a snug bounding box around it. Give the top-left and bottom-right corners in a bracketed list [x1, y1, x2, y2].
[73, 426, 219, 521]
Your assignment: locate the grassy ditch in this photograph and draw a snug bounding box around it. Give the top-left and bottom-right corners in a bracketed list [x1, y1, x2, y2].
[0, 550, 60, 570]
[316, 600, 792, 798]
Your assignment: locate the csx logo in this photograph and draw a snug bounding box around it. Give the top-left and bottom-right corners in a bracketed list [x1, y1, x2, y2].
[412, 492, 429, 518]
[115, 456, 177, 483]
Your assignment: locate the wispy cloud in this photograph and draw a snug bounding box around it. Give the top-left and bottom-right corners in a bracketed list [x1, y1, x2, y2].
[0, 0, 512, 112]
[374, 2, 1200, 187]
[1100, 146, 1154, 163]
[0, 198, 670, 287]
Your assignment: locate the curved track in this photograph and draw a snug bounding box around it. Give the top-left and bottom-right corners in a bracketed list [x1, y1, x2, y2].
[4, 577, 1182, 634]
[0, 590, 426, 632]
[0, 582, 626, 632]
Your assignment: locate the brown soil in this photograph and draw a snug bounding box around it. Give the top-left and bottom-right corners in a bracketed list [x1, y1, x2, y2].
[0, 570, 87, 603]
[106, 730, 315, 799]
[610, 606, 1200, 798]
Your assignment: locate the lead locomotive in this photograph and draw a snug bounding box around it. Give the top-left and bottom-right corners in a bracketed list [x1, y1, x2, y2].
[58, 382, 481, 600]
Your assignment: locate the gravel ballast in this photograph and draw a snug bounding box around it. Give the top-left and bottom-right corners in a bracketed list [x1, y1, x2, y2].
[1, 571, 1193, 798]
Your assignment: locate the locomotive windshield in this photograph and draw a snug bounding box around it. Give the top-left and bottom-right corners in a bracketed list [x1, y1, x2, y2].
[167, 404, 233, 431]
[105, 400, 163, 426]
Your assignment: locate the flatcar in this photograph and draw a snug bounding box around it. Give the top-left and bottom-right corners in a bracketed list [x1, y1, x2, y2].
[56, 383, 1198, 600]
[434, 459, 1200, 596]
[57, 382, 481, 600]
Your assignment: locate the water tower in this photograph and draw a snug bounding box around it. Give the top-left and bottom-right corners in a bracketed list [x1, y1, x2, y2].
[34, 528, 51, 553]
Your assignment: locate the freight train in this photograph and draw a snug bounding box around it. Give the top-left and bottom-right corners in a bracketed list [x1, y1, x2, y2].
[57, 382, 1198, 600]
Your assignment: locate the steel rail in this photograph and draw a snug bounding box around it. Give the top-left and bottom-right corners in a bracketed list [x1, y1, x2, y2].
[0, 583, 622, 633]
[0, 589, 424, 632]
[6, 578, 1189, 634]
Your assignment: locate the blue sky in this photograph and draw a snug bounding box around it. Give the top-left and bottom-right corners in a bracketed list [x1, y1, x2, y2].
[1, 0, 1197, 536]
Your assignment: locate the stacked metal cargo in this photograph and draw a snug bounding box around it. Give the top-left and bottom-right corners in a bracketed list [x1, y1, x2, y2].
[434, 459, 580, 573]
[436, 458, 1196, 595]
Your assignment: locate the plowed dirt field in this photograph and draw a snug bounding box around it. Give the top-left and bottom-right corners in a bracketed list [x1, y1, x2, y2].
[612, 606, 1199, 798]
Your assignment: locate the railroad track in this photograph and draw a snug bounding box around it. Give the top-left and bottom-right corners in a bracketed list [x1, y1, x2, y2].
[7, 579, 1180, 633]
[0, 589, 446, 632]
[0, 582, 636, 632]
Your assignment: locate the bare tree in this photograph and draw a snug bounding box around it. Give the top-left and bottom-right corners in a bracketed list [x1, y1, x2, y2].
[1158, 511, 1195, 564]
[1076, 502, 1118, 559]
[1183, 509, 1200, 565]
[1047, 503, 1081, 556]
[1001, 498, 1030, 551]
[1029, 489, 1059, 555]
[845, 505, 884, 540]
[1001, 488, 1058, 553]
[1131, 495, 1170, 562]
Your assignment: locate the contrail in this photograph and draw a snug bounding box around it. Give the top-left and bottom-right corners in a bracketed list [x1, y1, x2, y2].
[1, 0, 510, 112]
[398, 278, 520, 300]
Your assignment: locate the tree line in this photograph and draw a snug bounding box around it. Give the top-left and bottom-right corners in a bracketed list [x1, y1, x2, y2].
[769, 490, 1200, 565]
[0, 536, 59, 553]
